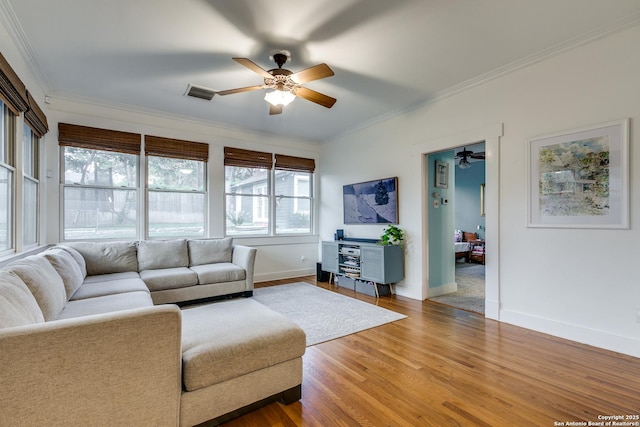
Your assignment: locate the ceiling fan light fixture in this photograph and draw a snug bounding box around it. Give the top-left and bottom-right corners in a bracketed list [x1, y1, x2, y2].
[458, 157, 472, 169]
[264, 90, 296, 107]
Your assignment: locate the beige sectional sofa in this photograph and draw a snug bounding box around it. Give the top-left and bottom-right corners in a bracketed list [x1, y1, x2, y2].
[64, 237, 257, 305]
[0, 238, 307, 426]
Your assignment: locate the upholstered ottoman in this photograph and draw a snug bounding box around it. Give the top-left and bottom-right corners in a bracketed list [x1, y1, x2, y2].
[179, 298, 306, 426]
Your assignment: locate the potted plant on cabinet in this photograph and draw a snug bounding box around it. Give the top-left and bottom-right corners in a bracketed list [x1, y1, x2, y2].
[379, 225, 404, 246]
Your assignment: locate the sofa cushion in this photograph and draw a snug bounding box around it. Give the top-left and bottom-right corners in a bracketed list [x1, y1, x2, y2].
[188, 238, 233, 266]
[58, 291, 153, 320]
[70, 277, 149, 300]
[137, 239, 189, 271]
[0, 270, 45, 328]
[56, 245, 87, 277]
[7, 255, 67, 321]
[140, 267, 198, 291]
[83, 272, 140, 283]
[181, 298, 306, 391]
[43, 248, 85, 299]
[65, 241, 138, 276]
[189, 263, 245, 285]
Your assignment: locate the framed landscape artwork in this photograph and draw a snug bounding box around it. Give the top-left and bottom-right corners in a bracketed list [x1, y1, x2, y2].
[343, 177, 398, 224]
[527, 119, 629, 229]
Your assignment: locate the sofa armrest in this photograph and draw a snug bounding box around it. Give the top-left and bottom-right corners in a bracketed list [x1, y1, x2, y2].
[232, 245, 257, 291]
[0, 305, 182, 426]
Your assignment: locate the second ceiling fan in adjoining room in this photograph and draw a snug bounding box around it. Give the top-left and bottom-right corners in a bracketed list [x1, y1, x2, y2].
[456, 147, 485, 169]
[215, 52, 337, 115]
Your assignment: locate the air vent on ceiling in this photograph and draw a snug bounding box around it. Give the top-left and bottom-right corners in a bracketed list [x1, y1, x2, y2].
[185, 84, 215, 101]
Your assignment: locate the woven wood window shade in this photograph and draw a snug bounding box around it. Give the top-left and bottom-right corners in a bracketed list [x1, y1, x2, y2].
[25, 91, 48, 137]
[58, 123, 141, 154]
[0, 52, 29, 115]
[224, 147, 272, 169]
[274, 154, 315, 172]
[145, 135, 208, 162]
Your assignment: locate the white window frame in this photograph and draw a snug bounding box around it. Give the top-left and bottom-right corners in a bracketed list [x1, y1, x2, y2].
[224, 164, 314, 237]
[61, 146, 140, 241]
[145, 155, 207, 239]
[0, 101, 16, 255]
[22, 123, 39, 247]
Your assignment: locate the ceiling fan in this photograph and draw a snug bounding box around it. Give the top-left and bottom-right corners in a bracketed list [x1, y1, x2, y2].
[456, 147, 485, 169]
[216, 52, 336, 115]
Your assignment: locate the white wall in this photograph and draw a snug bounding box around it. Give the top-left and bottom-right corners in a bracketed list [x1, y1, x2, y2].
[319, 25, 640, 357]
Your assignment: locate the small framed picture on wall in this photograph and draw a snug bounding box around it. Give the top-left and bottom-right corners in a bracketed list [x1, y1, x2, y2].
[435, 160, 449, 189]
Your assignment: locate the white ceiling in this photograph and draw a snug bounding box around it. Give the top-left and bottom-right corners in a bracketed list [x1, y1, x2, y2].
[3, 0, 640, 143]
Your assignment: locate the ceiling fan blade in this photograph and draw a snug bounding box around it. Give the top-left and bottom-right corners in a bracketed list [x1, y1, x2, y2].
[216, 85, 265, 96]
[269, 104, 283, 115]
[232, 57, 273, 79]
[290, 63, 334, 84]
[295, 86, 337, 108]
[470, 152, 485, 159]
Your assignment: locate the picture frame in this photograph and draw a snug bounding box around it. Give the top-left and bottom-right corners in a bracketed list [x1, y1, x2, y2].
[480, 184, 485, 217]
[527, 119, 629, 229]
[343, 177, 398, 224]
[435, 160, 448, 189]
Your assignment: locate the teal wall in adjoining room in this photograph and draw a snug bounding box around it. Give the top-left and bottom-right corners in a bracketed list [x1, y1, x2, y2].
[427, 150, 455, 289]
[455, 160, 486, 239]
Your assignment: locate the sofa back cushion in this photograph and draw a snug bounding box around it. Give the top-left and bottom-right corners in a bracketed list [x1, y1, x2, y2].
[65, 242, 138, 276]
[7, 255, 67, 321]
[43, 248, 86, 299]
[56, 245, 87, 277]
[137, 239, 189, 271]
[0, 270, 45, 328]
[188, 238, 233, 266]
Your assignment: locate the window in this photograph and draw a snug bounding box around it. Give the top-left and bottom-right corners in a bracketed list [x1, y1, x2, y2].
[274, 155, 314, 235]
[224, 147, 272, 236]
[1, 53, 49, 253]
[0, 100, 16, 252]
[225, 165, 270, 235]
[62, 147, 138, 240]
[22, 123, 39, 246]
[275, 170, 311, 234]
[145, 135, 208, 238]
[59, 124, 140, 240]
[224, 148, 315, 236]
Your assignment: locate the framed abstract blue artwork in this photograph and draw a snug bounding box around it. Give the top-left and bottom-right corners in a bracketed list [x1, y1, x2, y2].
[343, 177, 398, 224]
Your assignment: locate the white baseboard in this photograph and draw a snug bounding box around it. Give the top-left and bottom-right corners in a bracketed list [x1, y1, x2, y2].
[500, 309, 640, 359]
[254, 268, 315, 283]
[426, 282, 457, 298]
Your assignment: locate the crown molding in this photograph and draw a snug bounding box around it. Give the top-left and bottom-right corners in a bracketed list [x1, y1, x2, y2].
[0, 0, 52, 92]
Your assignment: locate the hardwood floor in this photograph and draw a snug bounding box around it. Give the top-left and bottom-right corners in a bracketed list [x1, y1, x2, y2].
[224, 277, 640, 426]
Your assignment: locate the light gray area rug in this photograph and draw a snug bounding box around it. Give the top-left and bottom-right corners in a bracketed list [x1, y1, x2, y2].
[253, 283, 407, 346]
[430, 262, 485, 314]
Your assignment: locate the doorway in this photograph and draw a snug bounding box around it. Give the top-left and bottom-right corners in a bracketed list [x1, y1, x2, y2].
[430, 142, 486, 314]
[418, 124, 501, 320]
